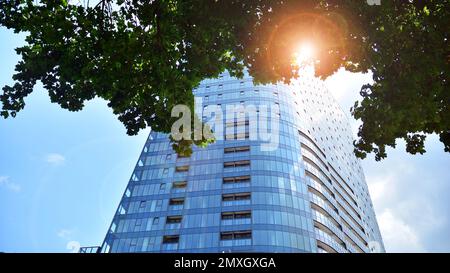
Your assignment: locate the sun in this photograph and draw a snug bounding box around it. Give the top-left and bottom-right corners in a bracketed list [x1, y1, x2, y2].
[293, 42, 315, 65]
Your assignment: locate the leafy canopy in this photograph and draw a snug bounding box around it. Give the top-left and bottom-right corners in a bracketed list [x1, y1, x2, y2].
[0, 0, 448, 159]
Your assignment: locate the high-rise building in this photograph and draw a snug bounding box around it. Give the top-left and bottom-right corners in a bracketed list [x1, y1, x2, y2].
[94, 71, 384, 253]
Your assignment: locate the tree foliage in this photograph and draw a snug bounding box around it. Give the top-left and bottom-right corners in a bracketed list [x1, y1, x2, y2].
[0, 0, 448, 159]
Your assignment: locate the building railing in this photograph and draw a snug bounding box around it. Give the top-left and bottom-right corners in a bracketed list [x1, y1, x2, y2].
[79, 246, 101, 253]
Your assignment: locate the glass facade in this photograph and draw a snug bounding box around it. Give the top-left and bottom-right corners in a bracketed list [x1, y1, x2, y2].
[98, 71, 384, 253]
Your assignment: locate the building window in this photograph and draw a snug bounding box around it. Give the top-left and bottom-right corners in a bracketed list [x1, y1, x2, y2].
[240, 90, 244, 96]
[220, 232, 233, 240]
[172, 181, 187, 189]
[222, 192, 251, 201]
[223, 175, 251, 184]
[298, 130, 327, 159]
[166, 154, 172, 160]
[153, 217, 160, 224]
[224, 160, 250, 168]
[235, 211, 251, 219]
[235, 193, 251, 200]
[220, 231, 252, 240]
[169, 198, 185, 206]
[225, 119, 249, 127]
[166, 216, 182, 224]
[222, 194, 234, 202]
[175, 165, 189, 172]
[135, 219, 142, 227]
[226, 132, 249, 140]
[221, 211, 251, 220]
[235, 231, 252, 239]
[221, 212, 234, 220]
[162, 235, 179, 244]
[224, 146, 250, 153]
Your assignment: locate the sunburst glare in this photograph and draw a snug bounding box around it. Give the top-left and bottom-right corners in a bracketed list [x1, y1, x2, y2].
[293, 42, 315, 65]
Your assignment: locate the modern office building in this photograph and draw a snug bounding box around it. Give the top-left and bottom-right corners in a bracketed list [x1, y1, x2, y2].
[92, 71, 384, 253]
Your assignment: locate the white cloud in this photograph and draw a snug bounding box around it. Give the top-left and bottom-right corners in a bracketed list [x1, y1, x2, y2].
[366, 162, 414, 205]
[324, 68, 373, 112]
[56, 228, 80, 253]
[0, 176, 21, 192]
[365, 171, 425, 252]
[66, 241, 81, 253]
[58, 228, 81, 253]
[57, 229, 73, 239]
[362, 139, 450, 252]
[378, 209, 424, 252]
[45, 153, 66, 165]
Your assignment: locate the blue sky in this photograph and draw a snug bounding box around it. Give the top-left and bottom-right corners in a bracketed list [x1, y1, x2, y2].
[0, 28, 149, 252]
[1, 27, 449, 253]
